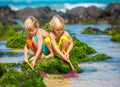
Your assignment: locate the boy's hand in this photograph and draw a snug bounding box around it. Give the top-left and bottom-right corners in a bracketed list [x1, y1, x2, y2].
[62, 54, 69, 61]
[65, 53, 69, 60]
[63, 52, 69, 61]
[31, 59, 36, 68]
[24, 57, 28, 62]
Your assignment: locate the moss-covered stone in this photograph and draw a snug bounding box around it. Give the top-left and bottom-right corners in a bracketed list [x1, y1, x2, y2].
[81, 54, 110, 62]
[70, 46, 87, 59]
[111, 33, 120, 42]
[21, 57, 82, 74]
[0, 51, 5, 57]
[0, 70, 46, 87]
[103, 25, 120, 42]
[0, 63, 20, 69]
[0, 63, 21, 78]
[0, 51, 18, 57]
[6, 51, 17, 56]
[0, 64, 7, 77]
[82, 27, 102, 34]
[6, 31, 26, 48]
[0, 23, 22, 40]
[103, 27, 119, 35]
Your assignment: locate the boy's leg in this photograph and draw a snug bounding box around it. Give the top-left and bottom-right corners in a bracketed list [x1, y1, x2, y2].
[59, 35, 69, 53]
[41, 52, 45, 58]
[61, 39, 68, 53]
[42, 42, 50, 55]
[26, 38, 37, 54]
[43, 37, 54, 58]
[32, 36, 38, 49]
[45, 42, 54, 58]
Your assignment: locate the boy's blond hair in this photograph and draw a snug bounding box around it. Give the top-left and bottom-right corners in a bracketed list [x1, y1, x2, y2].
[49, 15, 65, 30]
[24, 16, 39, 31]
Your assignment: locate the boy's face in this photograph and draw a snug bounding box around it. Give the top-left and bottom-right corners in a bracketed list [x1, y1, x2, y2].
[53, 28, 64, 36]
[27, 27, 37, 37]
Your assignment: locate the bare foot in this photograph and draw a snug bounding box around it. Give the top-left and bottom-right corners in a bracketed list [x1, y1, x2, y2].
[45, 54, 54, 58]
[41, 53, 45, 58]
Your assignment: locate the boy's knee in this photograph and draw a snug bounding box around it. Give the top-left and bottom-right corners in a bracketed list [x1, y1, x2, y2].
[27, 39, 32, 47]
[42, 42, 50, 55]
[44, 37, 51, 46]
[59, 35, 69, 45]
[46, 42, 51, 47]
[62, 41, 68, 48]
[58, 39, 68, 49]
[62, 39, 68, 44]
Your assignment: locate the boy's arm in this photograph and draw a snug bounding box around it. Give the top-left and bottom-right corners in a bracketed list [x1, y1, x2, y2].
[31, 31, 43, 67]
[24, 44, 29, 62]
[65, 31, 74, 54]
[50, 33, 65, 59]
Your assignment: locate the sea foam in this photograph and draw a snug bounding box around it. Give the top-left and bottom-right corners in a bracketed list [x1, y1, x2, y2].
[9, 3, 106, 12]
[64, 3, 106, 10]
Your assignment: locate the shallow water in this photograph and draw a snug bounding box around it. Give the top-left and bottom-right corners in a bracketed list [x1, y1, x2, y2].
[0, 41, 24, 63]
[0, 24, 120, 87]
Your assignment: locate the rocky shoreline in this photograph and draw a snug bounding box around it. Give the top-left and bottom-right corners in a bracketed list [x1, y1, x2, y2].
[0, 3, 120, 25]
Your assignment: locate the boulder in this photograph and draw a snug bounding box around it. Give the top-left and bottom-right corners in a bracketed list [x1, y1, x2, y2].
[86, 6, 104, 18]
[0, 6, 16, 25]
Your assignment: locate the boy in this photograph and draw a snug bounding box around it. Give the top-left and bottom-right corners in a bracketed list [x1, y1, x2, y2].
[24, 16, 53, 68]
[49, 15, 78, 77]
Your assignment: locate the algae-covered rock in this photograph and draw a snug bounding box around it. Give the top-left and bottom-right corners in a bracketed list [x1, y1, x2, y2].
[6, 51, 18, 56]
[103, 26, 120, 42]
[0, 64, 7, 77]
[82, 27, 102, 34]
[0, 63, 20, 69]
[6, 31, 26, 48]
[81, 54, 110, 62]
[0, 70, 46, 87]
[0, 51, 18, 57]
[70, 46, 87, 58]
[111, 33, 120, 42]
[103, 27, 120, 35]
[0, 51, 5, 57]
[21, 57, 82, 74]
[0, 23, 22, 40]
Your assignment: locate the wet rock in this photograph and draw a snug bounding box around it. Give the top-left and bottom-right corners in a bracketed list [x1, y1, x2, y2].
[105, 3, 120, 24]
[82, 27, 103, 34]
[86, 6, 105, 18]
[105, 3, 120, 16]
[66, 7, 87, 18]
[0, 6, 16, 25]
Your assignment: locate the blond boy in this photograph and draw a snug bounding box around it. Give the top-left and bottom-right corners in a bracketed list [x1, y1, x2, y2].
[24, 16, 53, 68]
[49, 15, 73, 62]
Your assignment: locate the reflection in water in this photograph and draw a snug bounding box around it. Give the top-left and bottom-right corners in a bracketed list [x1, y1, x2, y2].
[44, 74, 73, 87]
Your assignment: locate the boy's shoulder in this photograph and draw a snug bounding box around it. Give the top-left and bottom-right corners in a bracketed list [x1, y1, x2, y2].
[38, 28, 44, 33]
[64, 30, 70, 35]
[50, 32, 54, 37]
